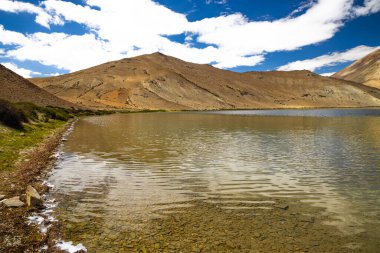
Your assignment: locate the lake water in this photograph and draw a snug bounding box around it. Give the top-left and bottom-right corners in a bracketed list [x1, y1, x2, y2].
[48, 109, 380, 252]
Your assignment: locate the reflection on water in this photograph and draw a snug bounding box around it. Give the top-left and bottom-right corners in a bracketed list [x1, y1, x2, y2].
[48, 110, 380, 251]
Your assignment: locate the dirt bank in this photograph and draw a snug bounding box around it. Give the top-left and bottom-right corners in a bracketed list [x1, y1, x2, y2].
[0, 121, 72, 252]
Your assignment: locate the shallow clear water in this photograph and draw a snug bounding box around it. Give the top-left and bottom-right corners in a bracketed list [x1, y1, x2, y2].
[48, 110, 380, 251]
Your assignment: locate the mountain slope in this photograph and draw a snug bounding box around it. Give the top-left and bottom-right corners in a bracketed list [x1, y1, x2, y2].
[333, 48, 380, 89]
[0, 64, 76, 108]
[30, 53, 380, 110]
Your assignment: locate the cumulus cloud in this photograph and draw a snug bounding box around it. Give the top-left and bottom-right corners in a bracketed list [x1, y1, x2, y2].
[6, 32, 124, 71]
[1, 62, 41, 78]
[352, 0, 380, 17]
[0, 25, 29, 45]
[0, 0, 62, 28]
[278, 45, 380, 72]
[190, 0, 356, 55]
[0, 0, 379, 72]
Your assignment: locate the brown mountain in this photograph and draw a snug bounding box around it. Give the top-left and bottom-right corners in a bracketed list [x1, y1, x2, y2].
[30, 53, 380, 110]
[333, 48, 380, 89]
[0, 64, 76, 108]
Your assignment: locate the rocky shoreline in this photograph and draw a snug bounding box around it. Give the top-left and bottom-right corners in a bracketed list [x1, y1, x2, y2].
[0, 120, 77, 252]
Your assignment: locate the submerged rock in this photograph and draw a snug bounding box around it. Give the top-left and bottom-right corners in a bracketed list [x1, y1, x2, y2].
[1, 196, 24, 207]
[26, 185, 43, 208]
[276, 204, 289, 210]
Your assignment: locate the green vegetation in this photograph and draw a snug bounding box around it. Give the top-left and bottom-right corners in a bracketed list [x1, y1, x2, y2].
[0, 99, 114, 171]
[0, 100, 28, 129]
[0, 120, 66, 171]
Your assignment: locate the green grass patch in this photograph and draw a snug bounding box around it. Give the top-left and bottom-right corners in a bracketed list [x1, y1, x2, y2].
[0, 100, 115, 171]
[0, 120, 66, 171]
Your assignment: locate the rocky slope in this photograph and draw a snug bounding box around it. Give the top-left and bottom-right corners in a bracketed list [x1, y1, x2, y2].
[0, 64, 76, 108]
[333, 48, 380, 89]
[30, 53, 380, 110]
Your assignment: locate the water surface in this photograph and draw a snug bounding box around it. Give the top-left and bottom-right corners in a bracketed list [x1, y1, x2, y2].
[48, 109, 380, 252]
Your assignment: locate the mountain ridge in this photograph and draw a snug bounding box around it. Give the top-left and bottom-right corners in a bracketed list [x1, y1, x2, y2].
[0, 64, 77, 108]
[333, 48, 380, 89]
[30, 52, 380, 110]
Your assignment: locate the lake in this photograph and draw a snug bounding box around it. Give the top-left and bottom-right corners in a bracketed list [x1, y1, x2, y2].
[47, 109, 380, 252]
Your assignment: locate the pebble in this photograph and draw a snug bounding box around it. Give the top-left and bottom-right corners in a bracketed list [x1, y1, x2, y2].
[0, 196, 25, 207]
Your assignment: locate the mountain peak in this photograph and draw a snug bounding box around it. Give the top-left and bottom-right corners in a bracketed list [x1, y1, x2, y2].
[333, 48, 380, 89]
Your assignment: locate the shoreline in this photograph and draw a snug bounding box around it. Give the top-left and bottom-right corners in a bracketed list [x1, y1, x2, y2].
[0, 120, 75, 252]
[108, 106, 380, 115]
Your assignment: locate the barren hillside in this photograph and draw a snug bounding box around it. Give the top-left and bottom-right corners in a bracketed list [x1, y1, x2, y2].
[333, 48, 380, 89]
[0, 64, 76, 108]
[30, 53, 380, 110]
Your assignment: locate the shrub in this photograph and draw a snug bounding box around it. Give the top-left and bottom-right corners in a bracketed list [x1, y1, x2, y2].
[0, 100, 27, 129]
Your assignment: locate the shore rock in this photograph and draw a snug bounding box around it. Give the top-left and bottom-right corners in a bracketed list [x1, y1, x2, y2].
[20, 194, 27, 203]
[0, 195, 5, 201]
[26, 185, 43, 208]
[1, 197, 24, 207]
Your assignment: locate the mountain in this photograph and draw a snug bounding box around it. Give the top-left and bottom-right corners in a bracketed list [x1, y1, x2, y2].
[333, 48, 380, 89]
[30, 53, 380, 110]
[0, 64, 76, 108]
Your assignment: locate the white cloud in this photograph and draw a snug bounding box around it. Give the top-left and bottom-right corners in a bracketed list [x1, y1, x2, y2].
[0, 0, 379, 72]
[191, 0, 354, 55]
[1, 62, 41, 78]
[0, 25, 29, 45]
[352, 0, 380, 17]
[6, 32, 124, 72]
[0, 0, 61, 28]
[320, 72, 335, 76]
[278, 45, 380, 71]
[288, 0, 315, 17]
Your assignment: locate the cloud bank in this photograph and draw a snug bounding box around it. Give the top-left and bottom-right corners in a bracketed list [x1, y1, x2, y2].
[0, 0, 379, 75]
[278, 45, 379, 72]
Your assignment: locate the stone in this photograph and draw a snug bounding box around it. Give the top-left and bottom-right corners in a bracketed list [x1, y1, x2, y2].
[26, 185, 43, 208]
[0, 194, 5, 201]
[20, 194, 27, 203]
[1, 196, 24, 207]
[276, 204, 289, 210]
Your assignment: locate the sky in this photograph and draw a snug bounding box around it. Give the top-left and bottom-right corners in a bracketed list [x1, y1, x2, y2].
[0, 0, 379, 78]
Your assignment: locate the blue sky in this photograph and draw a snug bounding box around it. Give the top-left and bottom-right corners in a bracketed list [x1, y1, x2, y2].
[0, 0, 379, 77]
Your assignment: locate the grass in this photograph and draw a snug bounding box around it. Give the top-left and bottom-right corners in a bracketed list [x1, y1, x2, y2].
[0, 99, 114, 171]
[0, 120, 66, 171]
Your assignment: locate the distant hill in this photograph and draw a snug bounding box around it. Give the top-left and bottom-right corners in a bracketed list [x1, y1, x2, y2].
[0, 64, 76, 108]
[30, 53, 380, 110]
[333, 48, 380, 89]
